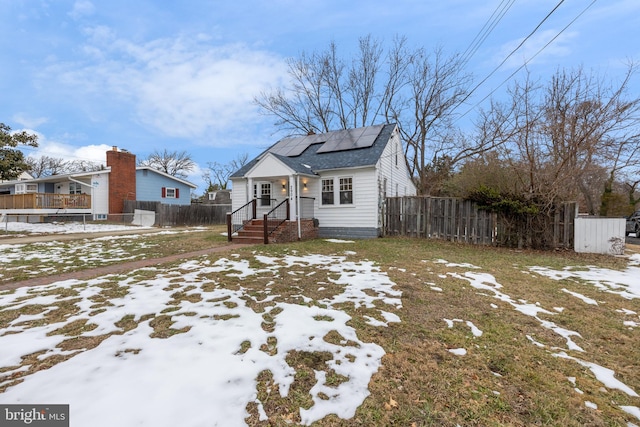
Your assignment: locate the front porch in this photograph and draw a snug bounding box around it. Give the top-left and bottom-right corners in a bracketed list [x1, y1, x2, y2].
[0, 193, 92, 213]
[227, 198, 318, 244]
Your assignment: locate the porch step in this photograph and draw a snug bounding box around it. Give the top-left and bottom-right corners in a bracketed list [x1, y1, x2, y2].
[234, 219, 267, 244]
[233, 219, 288, 244]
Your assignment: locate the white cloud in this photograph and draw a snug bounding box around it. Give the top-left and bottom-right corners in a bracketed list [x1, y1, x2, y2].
[11, 114, 48, 129]
[24, 132, 111, 165]
[494, 29, 578, 70]
[46, 31, 288, 146]
[69, 0, 96, 20]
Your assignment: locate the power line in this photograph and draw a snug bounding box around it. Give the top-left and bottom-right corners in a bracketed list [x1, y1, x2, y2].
[458, 0, 598, 120]
[459, 0, 517, 67]
[455, 0, 567, 115]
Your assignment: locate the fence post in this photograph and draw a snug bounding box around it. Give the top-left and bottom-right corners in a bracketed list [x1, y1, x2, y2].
[226, 213, 232, 242]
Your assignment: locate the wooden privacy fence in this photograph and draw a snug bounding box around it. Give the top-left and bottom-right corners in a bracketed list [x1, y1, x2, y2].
[384, 197, 577, 248]
[124, 201, 231, 227]
[384, 197, 496, 244]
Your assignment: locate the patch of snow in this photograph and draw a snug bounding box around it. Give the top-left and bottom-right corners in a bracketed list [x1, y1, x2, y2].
[562, 288, 598, 305]
[621, 406, 640, 422]
[448, 348, 467, 356]
[1, 221, 152, 235]
[530, 263, 640, 300]
[0, 252, 402, 426]
[554, 352, 639, 397]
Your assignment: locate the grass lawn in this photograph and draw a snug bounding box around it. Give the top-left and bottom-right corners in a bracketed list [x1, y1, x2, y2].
[1, 227, 639, 426]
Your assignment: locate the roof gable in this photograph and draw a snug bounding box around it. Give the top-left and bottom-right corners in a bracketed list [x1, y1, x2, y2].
[136, 167, 197, 188]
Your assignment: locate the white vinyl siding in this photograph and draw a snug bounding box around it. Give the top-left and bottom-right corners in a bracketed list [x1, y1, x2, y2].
[316, 168, 378, 228]
[376, 131, 416, 198]
[230, 178, 248, 212]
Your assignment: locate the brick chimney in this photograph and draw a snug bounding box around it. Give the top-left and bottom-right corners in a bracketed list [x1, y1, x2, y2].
[106, 147, 136, 214]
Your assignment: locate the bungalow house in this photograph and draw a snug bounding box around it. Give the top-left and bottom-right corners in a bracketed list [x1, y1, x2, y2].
[229, 123, 416, 242]
[0, 147, 196, 221]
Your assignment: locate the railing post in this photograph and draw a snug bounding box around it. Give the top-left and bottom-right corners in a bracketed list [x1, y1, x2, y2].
[226, 213, 232, 242]
[286, 199, 290, 220]
[263, 213, 269, 244]
[252, 199, 257, 219]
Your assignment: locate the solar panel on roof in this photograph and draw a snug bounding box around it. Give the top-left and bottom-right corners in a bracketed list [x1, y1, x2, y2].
[268, 124, 385, 157]
[316, 124, 383, 153]
[268, 134, 327, 157]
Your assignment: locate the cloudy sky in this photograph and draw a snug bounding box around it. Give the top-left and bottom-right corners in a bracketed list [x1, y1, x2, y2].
[1, 0, 639, 193]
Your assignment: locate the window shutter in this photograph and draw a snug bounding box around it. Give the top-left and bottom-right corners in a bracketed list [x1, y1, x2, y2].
[161, 187, 166, 198]
[175, 188, 180, 198]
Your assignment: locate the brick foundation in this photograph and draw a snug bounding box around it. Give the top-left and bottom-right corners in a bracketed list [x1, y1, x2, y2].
[269, 219, 318, 243]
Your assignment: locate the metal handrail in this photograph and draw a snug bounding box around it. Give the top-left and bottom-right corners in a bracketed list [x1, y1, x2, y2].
[263, 198, 290, 243]
[226, 199, 257, 242]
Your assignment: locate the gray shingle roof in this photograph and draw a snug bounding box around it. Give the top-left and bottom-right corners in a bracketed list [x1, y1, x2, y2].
[231, 123, 396, 178]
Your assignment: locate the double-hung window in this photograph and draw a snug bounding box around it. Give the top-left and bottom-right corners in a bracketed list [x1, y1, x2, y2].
[321, 177, 353, 206]
[321, 179, 334, 205]
[162, 187, 179, 198]
[339, 177, 353, 204]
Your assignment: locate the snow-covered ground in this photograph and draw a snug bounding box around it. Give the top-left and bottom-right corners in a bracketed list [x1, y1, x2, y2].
[0, 222, 639, 425]
[0, 220, 153, 236]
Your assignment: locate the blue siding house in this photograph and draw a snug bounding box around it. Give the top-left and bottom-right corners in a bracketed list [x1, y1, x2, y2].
[136, 167, 196, 205]
[0, 148, 197, 219]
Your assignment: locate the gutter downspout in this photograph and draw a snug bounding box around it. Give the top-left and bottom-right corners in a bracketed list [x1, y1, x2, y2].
[296, 175, 301, 240]
[69, 176, 95, 216]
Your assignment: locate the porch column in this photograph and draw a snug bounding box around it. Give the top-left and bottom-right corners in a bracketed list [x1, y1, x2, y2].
[247, 178, 254, 203]
[288, 175, 297, 222]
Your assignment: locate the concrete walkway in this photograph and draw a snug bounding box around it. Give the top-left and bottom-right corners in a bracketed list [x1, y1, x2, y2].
[0, 242, 250, 291]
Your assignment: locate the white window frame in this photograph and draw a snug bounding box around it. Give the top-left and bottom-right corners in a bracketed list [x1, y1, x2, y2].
[339, 177, 353, 205]
[165, 187, 177, 198]
[69, 182, 82, 194]
[15, 183, 38, 194]
[321, 178, 334, 205]
[320, 176, 354, 207]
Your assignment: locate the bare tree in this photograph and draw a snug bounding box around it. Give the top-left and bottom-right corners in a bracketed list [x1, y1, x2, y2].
[67, 159, 105, 173]
[25, 156, 68, 178]
[203, 153, 249, 191]
[475, 65, 640, 215]
[388, 44, 474, 194]
[624, 178, 640, 210]
[255, 35, 476, 194]
[138, 149, 195, 179]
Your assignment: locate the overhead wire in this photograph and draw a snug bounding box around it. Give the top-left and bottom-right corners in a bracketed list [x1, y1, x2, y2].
[459, 0, 517, 68]
[453, 0, 567, 116]
[457, 0, 598, 120]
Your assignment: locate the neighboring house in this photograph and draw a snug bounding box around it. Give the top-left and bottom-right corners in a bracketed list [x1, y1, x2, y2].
[0, 171, 33, 184]
[205, 189, 232, 205]
[229, 123, 416, 240]
[0, 147, 196, 220]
